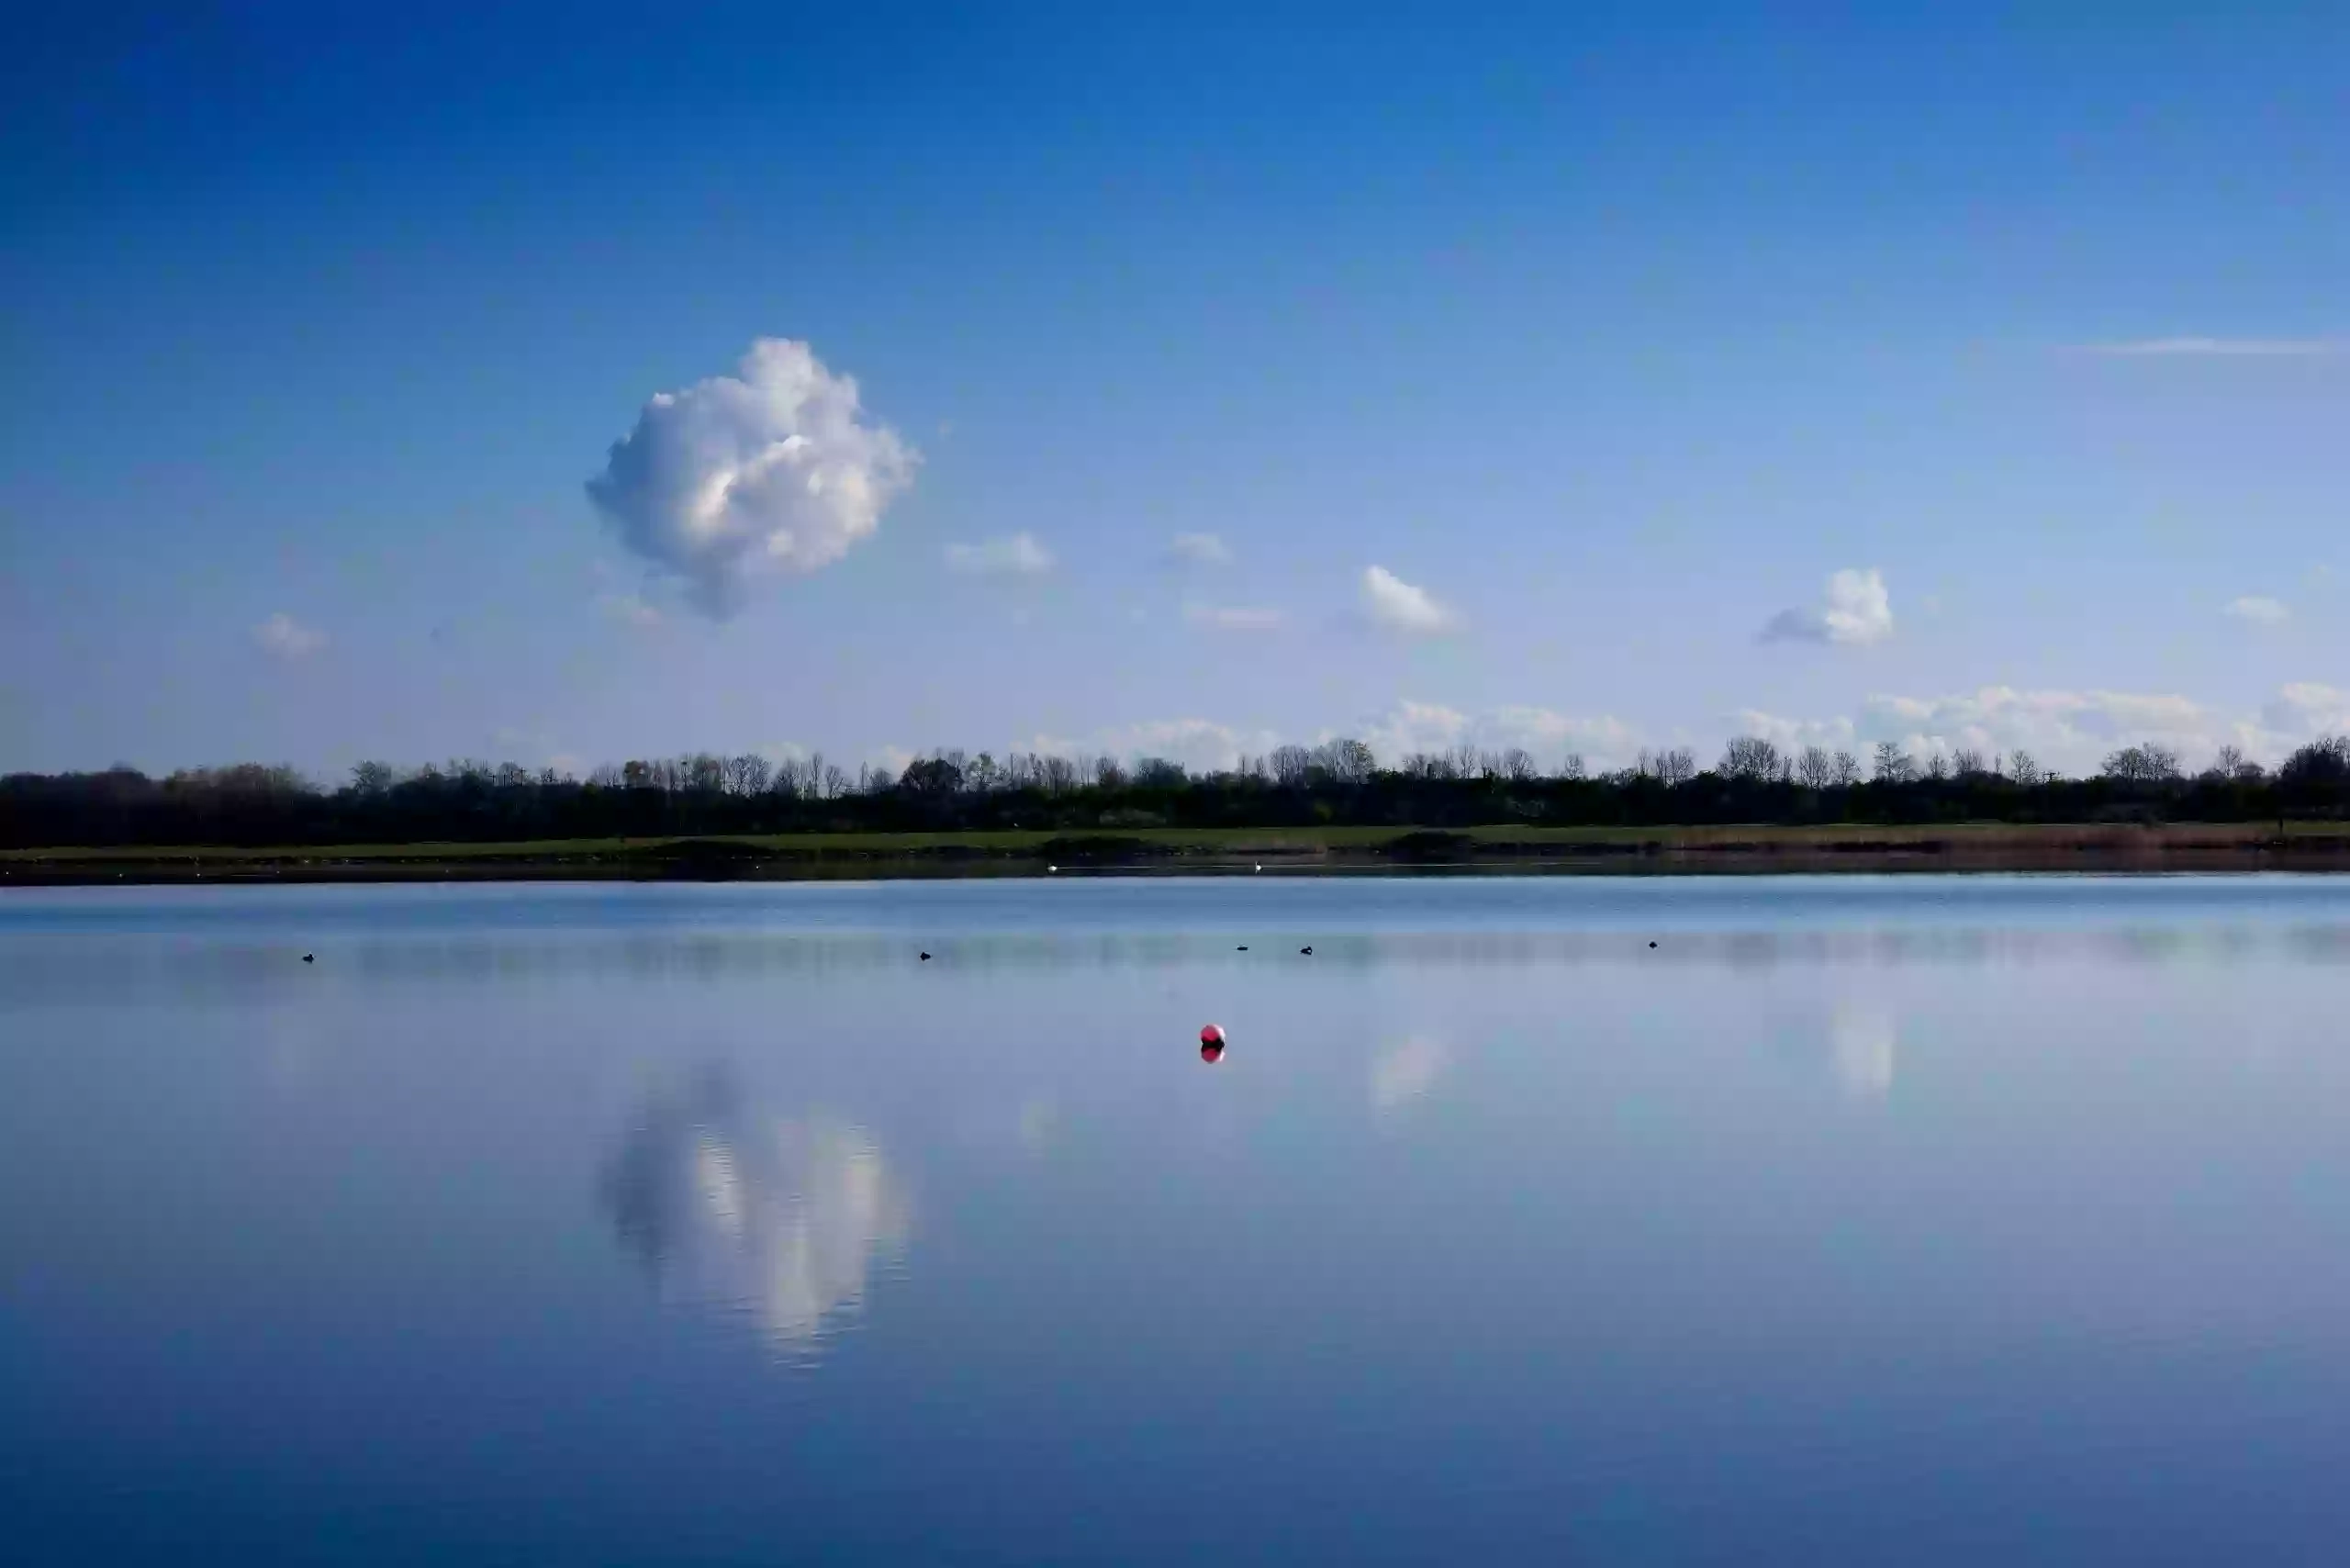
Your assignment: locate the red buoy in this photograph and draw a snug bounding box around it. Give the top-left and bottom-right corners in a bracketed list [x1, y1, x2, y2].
[1199, 1023, 1226, 1062]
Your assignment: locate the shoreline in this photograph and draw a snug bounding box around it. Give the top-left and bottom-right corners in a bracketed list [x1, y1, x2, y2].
[6, 823, 2349, 886]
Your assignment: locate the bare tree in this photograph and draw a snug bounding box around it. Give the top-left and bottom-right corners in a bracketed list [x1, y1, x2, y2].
[1559, 752, 1588, 782]
[2006, 748, 2042, 787]
[1498, 747, 1537, 783]
[1872, 741, 1915, 783]
[1656, 746, 1697, 787]
[2101, 744, 2183, 784]
[1313, 738, 1375, 784]
[1951, 747, 1986, 778]
[2206, 744, 2266, 783]
[1796, 745, 1836, 789]
[1719, 736, 1784, 783]
[1830, 750, 1862, 786]
[1269, 745, 1313, 787]
[1924, 752, 1951, 782]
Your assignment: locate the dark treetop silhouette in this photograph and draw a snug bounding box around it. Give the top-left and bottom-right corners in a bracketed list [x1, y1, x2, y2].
[6, 736, 2346, 851]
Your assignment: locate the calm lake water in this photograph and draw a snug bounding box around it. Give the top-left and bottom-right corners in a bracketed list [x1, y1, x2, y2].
[7, 875, 2350, 1564]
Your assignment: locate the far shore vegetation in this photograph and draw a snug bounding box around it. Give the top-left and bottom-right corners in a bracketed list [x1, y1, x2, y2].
[6, 735, 2350, 881]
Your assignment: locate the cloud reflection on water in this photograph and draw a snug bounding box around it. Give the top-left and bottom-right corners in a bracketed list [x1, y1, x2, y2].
[601, 1069, 910, 1358]
[1370, 1036, 1451, 1116]
[1830, 1007, 1898, 1098]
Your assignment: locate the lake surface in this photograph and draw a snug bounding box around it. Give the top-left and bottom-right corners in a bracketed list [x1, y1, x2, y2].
[7, 875, 2350, 1564]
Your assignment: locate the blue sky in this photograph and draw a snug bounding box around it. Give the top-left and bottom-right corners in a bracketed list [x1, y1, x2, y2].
[4, 2, 2344, 781]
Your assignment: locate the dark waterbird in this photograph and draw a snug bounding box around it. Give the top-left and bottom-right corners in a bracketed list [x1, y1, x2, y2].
[302, 954, 314, 963]
[919, 952, 932, 961]
[1300, 946, 1313, 956]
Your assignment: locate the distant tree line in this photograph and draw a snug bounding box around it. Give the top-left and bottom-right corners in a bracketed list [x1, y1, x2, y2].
[5, 734, 2348, 849]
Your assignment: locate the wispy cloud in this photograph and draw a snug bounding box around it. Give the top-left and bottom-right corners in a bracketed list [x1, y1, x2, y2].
[1167, 532, 1232, 566]
[599, 592, 665, 629]
[252, 612, 326, 660]
[2223, 595, 2289, 626]
[1184, 603, 1283, 632]
[1761, 568, 1894, 646]
[586, 338, 917, 618]
[1360, 566, 1459, 636]
[2079, 337, 2341, 358]
[946, 532, 1055, 576]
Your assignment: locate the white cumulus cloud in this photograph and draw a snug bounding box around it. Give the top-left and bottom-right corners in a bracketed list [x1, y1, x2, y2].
[1859, 687, 2219, 773]
[2260, 683, 2350, 744]
[1356, 700, 1639, 770]
[2223, 596, 2290, 626]
[252, 612, 326, 659]
[1026, 719, 1281, 775]
[946, 532, 1055, 576]
[1168, 532, 1232, 566]
[1361, 566, 1459, 636]
[1761, 568, 1894, 645]
[1184, 603, 1283, 632]
[1731, 710, 1858, 753]
[587, 338, 916, 617]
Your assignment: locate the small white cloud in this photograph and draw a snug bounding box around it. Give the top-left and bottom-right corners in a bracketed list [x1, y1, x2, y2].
[586, 338, 917, 618]
[1361, 566, 1459, 636]
[1184, 603, 1283, 632]
[2080, 337, 2341, 358]
[1168, 532, 1232, 566]
[599, 592, 665, 629]
[1762, 568, 1894, 646]
[252, 612, 326, 660]
[945, 532, 1055, 576]
[2223, 596, 2290, 626]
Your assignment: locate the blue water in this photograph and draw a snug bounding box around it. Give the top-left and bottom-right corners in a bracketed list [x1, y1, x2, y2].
[6, 875, 2350, 1563]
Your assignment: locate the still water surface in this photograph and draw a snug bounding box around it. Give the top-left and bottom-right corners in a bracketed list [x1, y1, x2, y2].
[6, 876, 2350, 1563]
